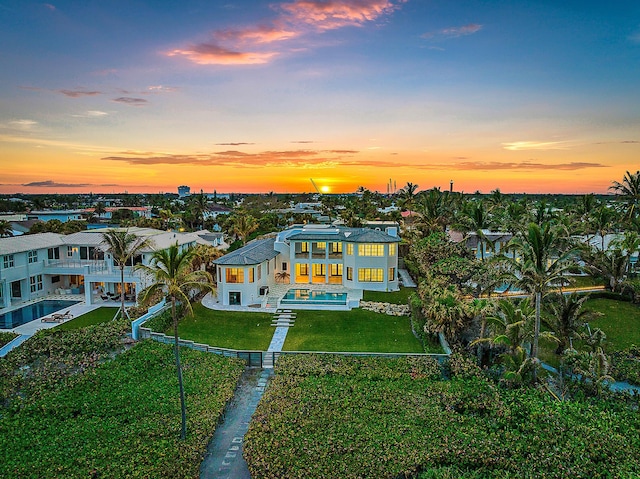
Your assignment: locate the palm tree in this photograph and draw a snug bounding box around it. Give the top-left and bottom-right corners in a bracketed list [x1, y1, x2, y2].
[93, 201, 107, 217]
[474, 298, 536, 356]
[580, 245, 629, 292]
[506, 223, 575, 369]
[423, 286, 471, 346]
[458, 200, 493, 260]
[0, 220, 13, 237]
[544, 293, 596, 354]
[101, 229, 153, 319]
[191, 244, 223, 278]
[230, 213, 258, 244]
[610, 170, 640, 221]
[589, 205, 616, 251]
[135, 243, 215, 440]
[398, 182, 419, 216]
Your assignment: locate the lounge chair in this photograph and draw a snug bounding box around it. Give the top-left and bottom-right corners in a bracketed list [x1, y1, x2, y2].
[41, 316, 61, 323]
[51, 310, 73, 320]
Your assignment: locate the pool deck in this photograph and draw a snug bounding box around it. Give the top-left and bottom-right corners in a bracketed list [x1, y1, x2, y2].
[0, 296, 132, 358]
[202, 283, 362, 312]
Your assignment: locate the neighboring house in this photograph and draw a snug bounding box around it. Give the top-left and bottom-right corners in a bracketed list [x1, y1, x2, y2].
[463, 230, 513, 260]
[195, 231, 228, 250]
[27, 210, 85, 222]
[0, 227, 207, 311]
[86, 206, 153, 219]
[214, 224, 400, 306]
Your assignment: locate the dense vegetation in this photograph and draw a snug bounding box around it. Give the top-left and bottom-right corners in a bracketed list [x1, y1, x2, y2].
[0, 331, 18, 348]
[245, 354, 640, 479]
[0, 314, 245, 478]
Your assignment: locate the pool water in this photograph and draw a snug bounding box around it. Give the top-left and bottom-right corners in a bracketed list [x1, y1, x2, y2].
[281, 289, 347, 305]
[0, 300, 80, 329]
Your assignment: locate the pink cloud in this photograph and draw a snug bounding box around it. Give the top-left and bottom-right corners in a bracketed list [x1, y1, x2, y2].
[166, 0, 406, 66]
[278, 0, 405, 31]
[167, 43, 278, 65]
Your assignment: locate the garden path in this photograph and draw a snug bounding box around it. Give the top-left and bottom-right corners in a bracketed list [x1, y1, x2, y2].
[200, 368, 273, 479]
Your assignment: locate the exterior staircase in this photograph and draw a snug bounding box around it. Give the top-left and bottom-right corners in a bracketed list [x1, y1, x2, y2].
[271, 309, 296, 327]
[265, 295, 280, 309]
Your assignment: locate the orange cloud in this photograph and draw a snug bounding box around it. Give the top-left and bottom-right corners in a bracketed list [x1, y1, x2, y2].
[166, 0, 406, 66]
[278, 0, 406, 30]
[167, 44, 278, 65]
[214, 24, 300, 44]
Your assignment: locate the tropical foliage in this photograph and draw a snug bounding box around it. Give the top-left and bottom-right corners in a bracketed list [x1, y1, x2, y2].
[0, 341, 244, 479]
[244, 355, 640, 479]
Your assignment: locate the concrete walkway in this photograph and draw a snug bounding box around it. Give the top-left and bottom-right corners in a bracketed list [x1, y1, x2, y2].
[398, 268, 416, 287]
[200, 368, 273, 479]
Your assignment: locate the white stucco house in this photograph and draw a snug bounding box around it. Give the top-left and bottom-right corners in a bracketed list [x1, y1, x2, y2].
[213, 224, 400, 307]
[0, 227, 211, 311]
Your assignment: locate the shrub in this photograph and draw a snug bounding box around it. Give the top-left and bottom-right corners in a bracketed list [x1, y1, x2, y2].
[245, 354, 640, 479]
[610, 345, 640, 386]
[0, 331, 18, 348]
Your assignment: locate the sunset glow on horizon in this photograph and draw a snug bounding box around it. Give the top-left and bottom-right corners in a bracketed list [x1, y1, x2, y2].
[1, 1, 639, 195]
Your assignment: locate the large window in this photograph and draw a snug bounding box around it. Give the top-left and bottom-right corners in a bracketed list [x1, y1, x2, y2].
[346, 243, 353, 255]
[388, 267, 396, 281]
[48, 247, 60, 260]
[346, 267, 353, 280]
[225, 268, 244, 283]
[3, 254, 14, 268]
[249, 268, 255, 283]
[30, 274, 43, 293]
[330, 264, 343, 276]
[312, 263, 326, 277]
[388, 243, 396, 256]
[330, 242, 342, 254]
[297, 263, 309, 276]
[357, 268, 384, 282]
[357, 244, 384, 256]
[28, 250, 38, 264]
[301, 242, 309, 252]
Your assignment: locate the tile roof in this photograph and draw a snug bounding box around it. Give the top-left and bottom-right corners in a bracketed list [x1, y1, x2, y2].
[287, 227, 398, 243]
[214, 238, 278, 265]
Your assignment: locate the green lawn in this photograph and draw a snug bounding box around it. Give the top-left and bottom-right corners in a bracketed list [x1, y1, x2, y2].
[539, 297, 640, 367]
[56, 307, 118, 331]
[567, 275, 605, 288]
[283, 309, 434, 353]
[587, 298, 640, 350]
[363, 287, 416, 304]
[175, 303, 274, 350]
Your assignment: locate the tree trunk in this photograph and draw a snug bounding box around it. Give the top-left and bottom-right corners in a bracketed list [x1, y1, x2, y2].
[120, 266, 126, 320]
[172, 297, 187, 440]
[532, 291, 541, 381]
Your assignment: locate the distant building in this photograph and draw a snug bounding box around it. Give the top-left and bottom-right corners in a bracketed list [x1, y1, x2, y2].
[26, 210, 85, 223]
[178, 186, 191, 198]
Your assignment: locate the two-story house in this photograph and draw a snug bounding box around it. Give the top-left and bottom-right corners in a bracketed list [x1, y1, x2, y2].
[214, 225, 400, 307]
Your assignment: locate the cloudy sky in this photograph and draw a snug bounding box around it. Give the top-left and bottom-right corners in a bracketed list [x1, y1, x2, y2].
[1, 0, 639, 194]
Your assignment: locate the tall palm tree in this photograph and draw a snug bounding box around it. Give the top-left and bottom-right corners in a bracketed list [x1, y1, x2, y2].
[506, 223, 575, 369]
[230, 213, 259, 244]
[610, 170, 640, 221]
[398, 182, 419, 215]
[101, 229, 153, 319]
[93, 201, 107, 217]
[135, 243, 215, 440]
[544, 293, 596, 354]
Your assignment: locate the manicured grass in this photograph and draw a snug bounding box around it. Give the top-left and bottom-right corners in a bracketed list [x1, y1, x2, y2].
[567, 275, 605, 288]
[175, 303, 274, 350]
[587, 298, 640, 350]
[0, 341, 245, 479]
[362, 287, 416, 304]
[56, 307, 118, 331]
[539, 297, 640, 367]
[283, 309, 433, 353]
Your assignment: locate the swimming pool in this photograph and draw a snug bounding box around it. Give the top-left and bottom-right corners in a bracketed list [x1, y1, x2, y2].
[281, 289, 347, 305]
[0, 300, 80, 329]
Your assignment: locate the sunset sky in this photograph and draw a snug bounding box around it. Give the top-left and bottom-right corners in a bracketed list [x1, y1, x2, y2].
[1, 0, 639, 195]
